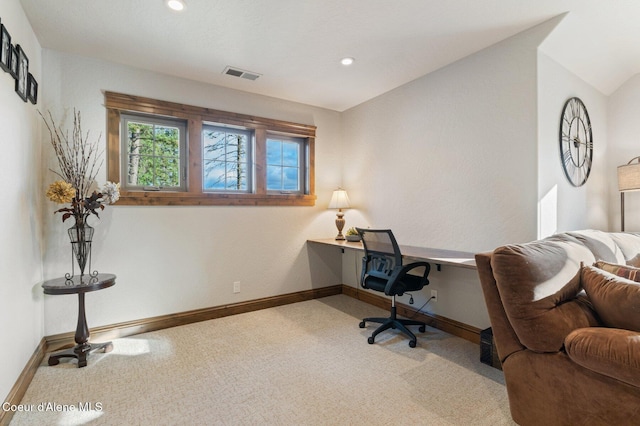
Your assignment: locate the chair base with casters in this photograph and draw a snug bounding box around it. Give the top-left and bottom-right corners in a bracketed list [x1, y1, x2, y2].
[359, 295, 426, 348]
[355, 228, 431, 348]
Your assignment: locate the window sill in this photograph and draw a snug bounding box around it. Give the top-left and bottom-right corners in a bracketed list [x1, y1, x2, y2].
[114, 191, 317, 206]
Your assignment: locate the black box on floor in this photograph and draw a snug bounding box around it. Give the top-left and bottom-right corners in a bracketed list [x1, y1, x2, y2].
[480, 327, 502, 370]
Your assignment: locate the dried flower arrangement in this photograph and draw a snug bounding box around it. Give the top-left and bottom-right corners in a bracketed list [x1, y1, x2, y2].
[42, 110, 120, 226]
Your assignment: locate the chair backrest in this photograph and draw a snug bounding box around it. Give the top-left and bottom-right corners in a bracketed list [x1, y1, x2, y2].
[356, 228, 403, 278]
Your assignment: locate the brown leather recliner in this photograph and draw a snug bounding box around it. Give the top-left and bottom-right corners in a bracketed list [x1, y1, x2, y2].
[476, 230, 640, 425]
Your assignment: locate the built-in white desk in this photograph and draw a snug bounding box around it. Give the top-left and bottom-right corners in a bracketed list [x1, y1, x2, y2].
[307, 238, 481, 343]
[307, 238, 477, 270]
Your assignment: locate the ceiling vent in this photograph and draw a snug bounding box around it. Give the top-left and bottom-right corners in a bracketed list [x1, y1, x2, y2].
[222, 66, 261, 81]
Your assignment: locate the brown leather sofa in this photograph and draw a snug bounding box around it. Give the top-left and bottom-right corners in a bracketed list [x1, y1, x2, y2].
[476, 230, 640, 425]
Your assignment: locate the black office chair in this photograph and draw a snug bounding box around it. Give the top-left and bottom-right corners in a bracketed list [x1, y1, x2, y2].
[356, 228, 431, 347]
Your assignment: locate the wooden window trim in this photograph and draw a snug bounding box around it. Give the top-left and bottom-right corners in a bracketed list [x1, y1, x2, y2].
[105, 91, 316, 206]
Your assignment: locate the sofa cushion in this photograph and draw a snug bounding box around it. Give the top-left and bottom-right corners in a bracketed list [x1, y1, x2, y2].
[565, 327, 640, 388]
[608, 232, 640, 264]
[491, 236, 599, 352]
[627, 254, 640, 267]
[568, 230, 627, 264]
[594, 260, 640, 282]
[582, 266, 640, 332]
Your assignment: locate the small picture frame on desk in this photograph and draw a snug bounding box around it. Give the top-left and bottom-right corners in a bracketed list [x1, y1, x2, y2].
[27, 73, 37, 104]
[0, 23, 11, 73]
[14, 44, 28, 102]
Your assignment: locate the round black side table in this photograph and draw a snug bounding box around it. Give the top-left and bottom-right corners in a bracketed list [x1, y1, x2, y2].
[42, 273, 116, 368]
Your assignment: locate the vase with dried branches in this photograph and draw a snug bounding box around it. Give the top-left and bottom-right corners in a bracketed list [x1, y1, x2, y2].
[42, 110, 120, 279]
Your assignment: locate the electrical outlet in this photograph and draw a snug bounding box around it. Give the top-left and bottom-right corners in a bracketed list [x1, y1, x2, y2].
[431, 289, 438, 302]
[233, 281, 241, 293]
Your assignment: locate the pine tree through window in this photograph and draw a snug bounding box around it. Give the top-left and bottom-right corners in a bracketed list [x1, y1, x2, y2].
[122, 114, 186, 191]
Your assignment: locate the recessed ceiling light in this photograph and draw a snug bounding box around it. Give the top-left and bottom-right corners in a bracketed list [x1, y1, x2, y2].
[166, 0, 185, 11]
[341, 57, 355, 66]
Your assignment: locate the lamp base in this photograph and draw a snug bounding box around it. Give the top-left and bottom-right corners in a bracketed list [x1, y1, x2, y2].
[335, 210, 345, 240]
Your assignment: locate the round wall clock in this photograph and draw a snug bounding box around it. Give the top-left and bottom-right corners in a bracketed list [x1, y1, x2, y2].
[559, 97, 593, 187]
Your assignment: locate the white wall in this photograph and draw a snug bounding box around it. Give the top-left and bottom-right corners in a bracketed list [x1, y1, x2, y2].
[40, 51, 344, 335]
[537, 22, 609, 237]
[341, 19, 567, 253]
[0, 0, 43, 404]
[339, 18, 562, 329]
[609, 74, 640, 232]
[536, 54, 609, 235]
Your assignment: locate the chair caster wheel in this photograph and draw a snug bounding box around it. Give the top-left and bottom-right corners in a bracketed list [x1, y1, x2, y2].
[409, 340, 416, 348]
[359, 321, 366, 328]
[367, 337, 375, 344]
[419, 325, 426, 333]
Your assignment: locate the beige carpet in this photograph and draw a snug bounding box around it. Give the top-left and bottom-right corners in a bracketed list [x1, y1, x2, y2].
[10, 295, 514, 425]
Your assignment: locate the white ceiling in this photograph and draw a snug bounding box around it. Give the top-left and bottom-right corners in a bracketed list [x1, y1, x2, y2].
[18, 0, 640, 111]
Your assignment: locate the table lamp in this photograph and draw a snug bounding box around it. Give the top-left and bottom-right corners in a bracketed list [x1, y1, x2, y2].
[617, 156, 640, 231]
[328, 188, 351, 240]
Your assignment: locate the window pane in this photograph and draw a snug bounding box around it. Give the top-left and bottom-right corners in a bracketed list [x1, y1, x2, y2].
[155, 157, 180, 187]
[203, 130, 225, 161]
[267, 140, 281, 165]
[124, 117, 184, 189]
[155, 126, 180, 156]
[138, 137, 154, 156]
[204, 161, 226, 190]
[266, 137, 302, 192]
[128, 122, 153, 156]
[282, 142, 298, 167]
[136, 156, 155, 186]
[227, 134, 248, 163]
[127, 154, 143, 185]
[225, 162, 247, 190]
[202, 125, 251, 192]
[267, 165, 282, 190]
[283, 167, 299, 191]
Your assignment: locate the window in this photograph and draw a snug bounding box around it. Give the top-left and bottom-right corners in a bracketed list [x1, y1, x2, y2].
[105, 92, 316, 206]
[121, 114, 187, 191]
[202, 125, 252, 192]
[266, 136, 305, 193]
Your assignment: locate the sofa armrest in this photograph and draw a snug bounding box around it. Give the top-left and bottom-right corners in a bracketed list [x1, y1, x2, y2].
[565, 327, 640, 387]
[475, 252, 524, 362]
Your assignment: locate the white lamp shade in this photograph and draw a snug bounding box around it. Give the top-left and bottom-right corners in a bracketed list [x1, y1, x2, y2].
[328, 189, 351, 209]
[618, 157, 640, 191]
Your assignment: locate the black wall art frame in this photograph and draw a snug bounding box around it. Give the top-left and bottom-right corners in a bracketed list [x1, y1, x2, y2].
[0, 23, 10, 73]
[8, 44, 17, 78]
[14, 44, 28, 102]
[1, 16, 38, 104]
[27, 72, 37, 104]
